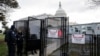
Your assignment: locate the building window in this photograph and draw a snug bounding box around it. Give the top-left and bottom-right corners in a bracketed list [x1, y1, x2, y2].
[87, 27, 92, 30]
[82, 31, 86, 34]
[75, 27, 79, 32]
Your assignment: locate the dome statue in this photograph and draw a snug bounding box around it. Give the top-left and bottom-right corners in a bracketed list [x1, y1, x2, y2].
[55, 2, 66, 17]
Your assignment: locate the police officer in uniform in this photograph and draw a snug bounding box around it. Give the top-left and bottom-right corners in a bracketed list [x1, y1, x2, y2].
[4, 25, 16, 56]
[16, 29, 24, 56]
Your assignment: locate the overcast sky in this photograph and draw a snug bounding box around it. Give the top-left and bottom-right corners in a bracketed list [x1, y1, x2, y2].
[6, 0, 100, 27]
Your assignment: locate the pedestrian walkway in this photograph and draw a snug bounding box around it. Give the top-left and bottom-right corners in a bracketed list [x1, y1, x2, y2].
[46, 42, 59, 55]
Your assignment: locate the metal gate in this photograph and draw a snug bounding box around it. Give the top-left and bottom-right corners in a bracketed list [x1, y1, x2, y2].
[27, 17, 50, 56]
[14, 16, 69, 56]
[14, 17, 47, 56]
[68, 34, 100, 56]
[45, 17, 69, 56]
[28, 17, 47, 56]
[44, 17, 100, 56]
[14, 16, 100, 56]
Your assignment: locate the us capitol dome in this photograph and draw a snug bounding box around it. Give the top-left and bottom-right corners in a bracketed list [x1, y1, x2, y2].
[55, 2, 66, 17]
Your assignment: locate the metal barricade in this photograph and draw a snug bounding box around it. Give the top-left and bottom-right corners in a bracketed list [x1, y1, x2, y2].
[14, 16, 69, 56]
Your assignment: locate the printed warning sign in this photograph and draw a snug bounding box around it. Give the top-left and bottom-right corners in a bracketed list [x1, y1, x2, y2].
[48, 29, 58, 38]
[72, 34, 85, 44]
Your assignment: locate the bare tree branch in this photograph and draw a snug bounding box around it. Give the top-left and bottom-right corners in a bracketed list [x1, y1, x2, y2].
[0, 0, 19, 29]
[91, 0, 100, 5]
[0, 0, 19, 8]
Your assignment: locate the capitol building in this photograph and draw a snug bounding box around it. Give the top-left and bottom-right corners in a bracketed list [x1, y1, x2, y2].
[14, 2, 100, 56]
[17, 2, 77, 25]
[14, 2, 75, 55]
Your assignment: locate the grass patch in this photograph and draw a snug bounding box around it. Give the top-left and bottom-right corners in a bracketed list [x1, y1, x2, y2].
[0, 34, 5, 41]
[0, 43, 7, 56]
[0, 34, 7, 56]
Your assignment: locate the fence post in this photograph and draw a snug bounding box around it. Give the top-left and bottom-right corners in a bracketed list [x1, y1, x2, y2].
[40, 19, 46, 56]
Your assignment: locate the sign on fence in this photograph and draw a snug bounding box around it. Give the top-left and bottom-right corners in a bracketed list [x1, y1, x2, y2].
[48, 28, 62, 38]
[72, 34, 85, 44]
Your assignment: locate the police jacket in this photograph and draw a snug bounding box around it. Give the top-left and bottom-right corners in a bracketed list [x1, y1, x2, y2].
[16, 32, 23, 43]
[5, 29, 16, 43]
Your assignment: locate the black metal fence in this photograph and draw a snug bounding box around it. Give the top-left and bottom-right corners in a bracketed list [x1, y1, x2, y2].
[14, 16, 100, 56]
[13, 17, 100, 56]
[14, 17, 69, 56]
[15, 17, 100, 56]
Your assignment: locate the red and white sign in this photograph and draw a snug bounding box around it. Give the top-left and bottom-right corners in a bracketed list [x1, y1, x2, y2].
[72, 34, 85, 44]
[48, 29, 62, 38]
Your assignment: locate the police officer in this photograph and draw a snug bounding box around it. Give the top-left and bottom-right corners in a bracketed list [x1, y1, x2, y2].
[4, 25, 16, 56]
[16, 29, 24, 56]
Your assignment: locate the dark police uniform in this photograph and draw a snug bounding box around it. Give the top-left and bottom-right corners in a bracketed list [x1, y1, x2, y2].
[16, 32, 23, 56]
[5, 25, 16, 56]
